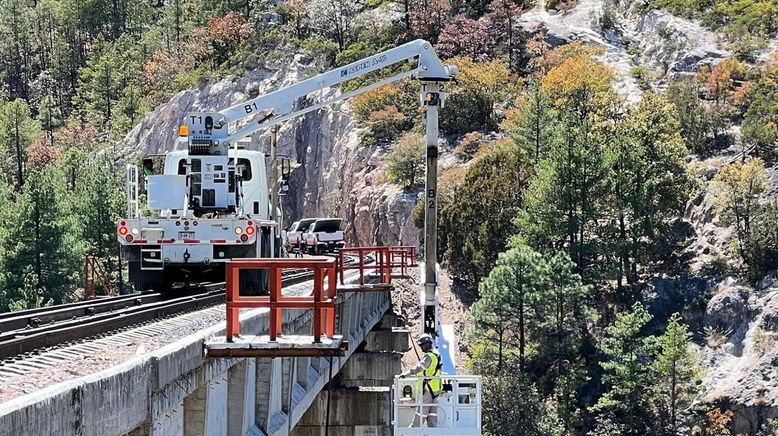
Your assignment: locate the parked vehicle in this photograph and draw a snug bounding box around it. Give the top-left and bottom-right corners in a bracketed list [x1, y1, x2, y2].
[302, 218, 344, 254]
[286, 218, 316, 250]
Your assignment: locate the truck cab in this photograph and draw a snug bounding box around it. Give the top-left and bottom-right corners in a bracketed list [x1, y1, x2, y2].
[286, 218, 316, 250]
[302, 218, 344, 254]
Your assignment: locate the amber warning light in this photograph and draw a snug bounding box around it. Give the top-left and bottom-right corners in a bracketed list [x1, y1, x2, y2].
[179, 125, 188, 137]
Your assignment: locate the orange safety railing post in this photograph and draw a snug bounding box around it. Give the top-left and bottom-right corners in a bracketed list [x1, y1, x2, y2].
[326, 264, 336, 336]
[270, 265, 282, 341]
[313, 266, 324, 343]
[226, 264, 240, 342]
[358, 250, 365, 286]
[383, 247, 391, 284]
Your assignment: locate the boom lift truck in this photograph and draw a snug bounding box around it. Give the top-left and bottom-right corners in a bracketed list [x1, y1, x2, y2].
[118, 39, 481, 433]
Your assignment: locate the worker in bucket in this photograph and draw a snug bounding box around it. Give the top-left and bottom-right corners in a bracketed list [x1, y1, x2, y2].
[400, 333, 442, 427]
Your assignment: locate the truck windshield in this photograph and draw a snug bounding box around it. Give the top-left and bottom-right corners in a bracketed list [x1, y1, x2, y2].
[312, 219, 342, 232]
[298, 219, 316, 232]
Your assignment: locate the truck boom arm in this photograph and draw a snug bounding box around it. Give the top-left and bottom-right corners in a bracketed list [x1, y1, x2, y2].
[184, 39, 455, 151]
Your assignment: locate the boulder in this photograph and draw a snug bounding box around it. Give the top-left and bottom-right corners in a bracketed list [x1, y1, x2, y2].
[705, 285, 750, 333]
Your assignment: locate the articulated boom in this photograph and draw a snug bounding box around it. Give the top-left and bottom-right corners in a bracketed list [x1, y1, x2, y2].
[183, 39, 455, 153]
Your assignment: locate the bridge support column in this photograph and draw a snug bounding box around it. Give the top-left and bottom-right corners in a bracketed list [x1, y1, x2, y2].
[228, 359, 257, 435]
[184, 372, 228, 436]
[255, 357, 284, 434]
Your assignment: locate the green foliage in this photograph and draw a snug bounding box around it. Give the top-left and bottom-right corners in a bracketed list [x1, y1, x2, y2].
[652, 313, 700, 434]
[503, 83, 557, 164]
[385, 132, 426, 189]
[440, 145, 528, 288]
[664, 80, 717, 154]
[517, 112, 609, 276]
[471, 243, 595, 432]
[73, 36, 145, 131]
[472, 243, 548, 372]
[1, 166, 79, 310]
[0, 99, 40, 189]
[741, 91, 778, 158]
[649, 0, 778, 39]
[440, 57, 515, 134]
[629, 66, 652, 91]
[713, 157, 769, 263]
[481, 374, 562, 436]
[69, 152, 125, 287]
[592, 303, 657, 434]
[743, 201, 778, 281]
[606, 92, 691, 287]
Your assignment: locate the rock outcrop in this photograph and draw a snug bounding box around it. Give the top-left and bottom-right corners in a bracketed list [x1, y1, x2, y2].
[700, 277, 778, 433]
[519, 0, 730, 102]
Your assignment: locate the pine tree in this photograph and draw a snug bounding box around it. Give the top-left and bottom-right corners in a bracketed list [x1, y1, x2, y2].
[69, 152, 125, 291]
[3, 166, 77, 309]
[0, 177, 16, 311]
[606, 93, 691, 288]
[504, 83, 556, 164]
[0, 0, 33, 99]
[440, 144, 528, 288]
[0, 98, 41, 190]
[592, 302, 656, 434]
[536, 252, 594, 382]
[652, 313, 699, 434]
[517, 113, 609, 276]
[713, 157, 770, 262]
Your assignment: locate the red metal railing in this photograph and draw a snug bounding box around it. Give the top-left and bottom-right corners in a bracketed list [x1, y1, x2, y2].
[225, 258, 337, 343]
[84, 255, 117, 299]
[338, 246, 392, 285]
[388, 246, 417, 276]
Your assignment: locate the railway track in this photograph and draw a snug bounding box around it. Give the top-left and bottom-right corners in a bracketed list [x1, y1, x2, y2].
[0, 268, 318, 361]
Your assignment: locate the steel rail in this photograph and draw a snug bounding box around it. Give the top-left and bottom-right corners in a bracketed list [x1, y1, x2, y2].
[0, 271, 317, 359]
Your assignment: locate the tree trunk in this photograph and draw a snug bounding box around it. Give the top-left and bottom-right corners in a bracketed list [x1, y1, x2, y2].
[14, 106, 24, 189]
[518, 269, 525, 372]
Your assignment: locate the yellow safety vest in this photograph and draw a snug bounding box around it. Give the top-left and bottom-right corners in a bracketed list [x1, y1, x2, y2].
[421, 350, 442, 395]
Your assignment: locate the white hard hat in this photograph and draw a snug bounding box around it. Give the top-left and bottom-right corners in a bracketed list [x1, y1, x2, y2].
[417, 333, 433, 346]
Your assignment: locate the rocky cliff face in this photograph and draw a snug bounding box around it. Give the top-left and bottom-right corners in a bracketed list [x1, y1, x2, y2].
[122, 56, 422, 248]
[520, 0, 730, 102]
[700, 275, 778, 433]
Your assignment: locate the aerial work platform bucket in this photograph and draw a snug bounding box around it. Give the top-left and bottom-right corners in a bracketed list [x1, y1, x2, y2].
[205, 257, 346, 358]
[392, 375, 482, 435]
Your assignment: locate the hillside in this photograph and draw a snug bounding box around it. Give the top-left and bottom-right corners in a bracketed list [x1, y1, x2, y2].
[0, 0, 775, 434]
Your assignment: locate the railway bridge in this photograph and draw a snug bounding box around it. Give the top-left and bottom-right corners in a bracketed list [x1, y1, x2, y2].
[0, 251, 414, 436]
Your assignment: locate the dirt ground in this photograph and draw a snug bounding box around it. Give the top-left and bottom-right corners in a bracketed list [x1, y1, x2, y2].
[390, 267, 474, 374]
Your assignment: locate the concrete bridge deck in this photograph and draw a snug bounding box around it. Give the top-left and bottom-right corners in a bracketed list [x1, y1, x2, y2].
[0, 281, 391, 436]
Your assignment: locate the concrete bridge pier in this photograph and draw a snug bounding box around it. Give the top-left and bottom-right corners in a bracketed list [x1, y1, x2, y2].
[293, 311, 411, 436]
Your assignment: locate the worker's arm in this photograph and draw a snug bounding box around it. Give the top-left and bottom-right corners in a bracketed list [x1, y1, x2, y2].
[400, 353, 432, 377]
